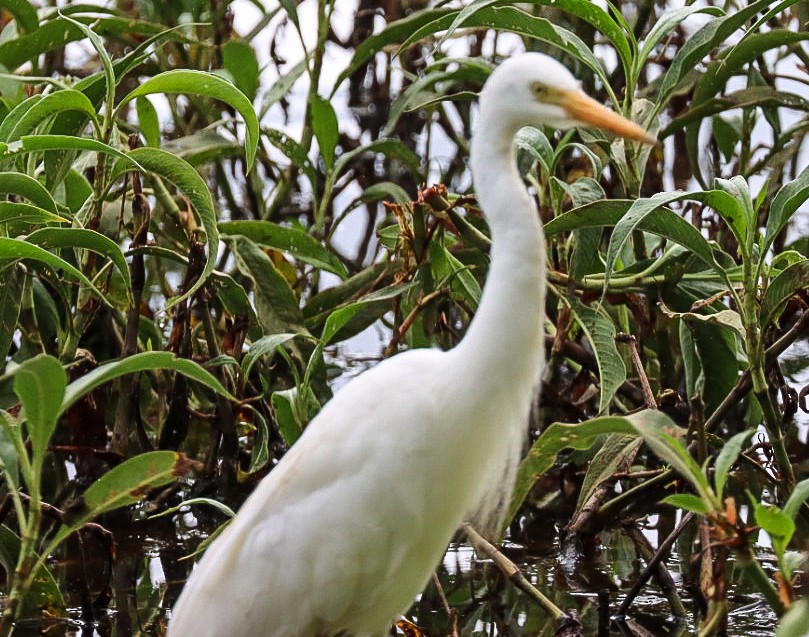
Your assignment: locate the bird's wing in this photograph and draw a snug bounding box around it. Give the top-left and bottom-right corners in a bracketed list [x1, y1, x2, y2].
[170, 349, 452, 637]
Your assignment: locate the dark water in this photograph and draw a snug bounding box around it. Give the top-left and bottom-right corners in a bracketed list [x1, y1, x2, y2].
[3, 508, 784, 637]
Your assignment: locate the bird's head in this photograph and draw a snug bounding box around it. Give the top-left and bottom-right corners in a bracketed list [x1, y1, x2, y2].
[480, 53, 656, 145]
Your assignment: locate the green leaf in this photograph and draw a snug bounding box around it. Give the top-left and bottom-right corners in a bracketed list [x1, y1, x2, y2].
[686, 29, 809, 186]
[13, 355, 66, 469]
[136, 96, 160, 148]
[4, 134, 142, 169]
[278, 0, 299, 28]
[432, 0, 630, 82]
[760, 260, 809, 328]
[636, 5, 723, 89]
[0, 201, 69, 226]
[509, 412, 657, 526]
[0, 264, 23, 369]
[316, 283, 415, 346]
[219, 220, 347, 278]
[567, 298, 626, 414]
[0, 237, 108, 303]
[264, 128, 317, 190]
[679, 321, 739, 416]
[783, 477, 809, 521]
[714, 429, 752, 497]
[242, 333, 300, 380]
[776, 598, 809, 637]
[713, 175, 754, 255]
[0, 410, 20, 489]
[260, 57, 308, 118]
[402, 6, 613, 93]
[0, 525, 65, 617]
[661, 493, 711, 515]
[754, 502, 795, 547]
[0, 14, 164, 71]
[546, 199, 721, 275]
[25, 227, 133, 303]
[661, 87, 809, 138]
[149, 496, 236, 520]
[764, 164, 809, 254]
[108, 147, 218, 309]
[631, 412, 716, 508]
[333, 8, 454, 94]
[247, 406, 270, 474]
[271, 386, 319, 446]
[430, 241, 481, 306]
[118, 69, 259, 172]
[333, 138, 421, 182]
[311, 95, 338, 171]
[0, 0, 38, 33]
[656, 0, 781, 110]
[576, 434, 642, 510]
[0, 90, 99, 142]
[57, 12, 116, 119]
[227, 235, 308, 336]
[0, 171, 59, 213]
[61, 352, 234, 415]
[163, 130, 243, 166]
[222, 40, 260, 102]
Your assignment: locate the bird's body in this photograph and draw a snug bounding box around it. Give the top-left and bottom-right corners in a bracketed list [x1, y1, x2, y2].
[167, 53, 653, 637]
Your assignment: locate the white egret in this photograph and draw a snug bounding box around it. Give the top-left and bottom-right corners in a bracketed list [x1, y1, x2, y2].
[167, 52, 654, 637]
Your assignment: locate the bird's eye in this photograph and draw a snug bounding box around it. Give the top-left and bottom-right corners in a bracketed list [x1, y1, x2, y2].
[531, 82, 548, 98]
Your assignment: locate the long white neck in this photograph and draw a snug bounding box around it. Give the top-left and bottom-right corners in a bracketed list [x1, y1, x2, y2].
[454, 105, 546, 394]
[450, 95, 547, 536]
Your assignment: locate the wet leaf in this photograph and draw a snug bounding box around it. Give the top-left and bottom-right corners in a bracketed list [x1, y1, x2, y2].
[754, 502, 794, 552]
[431, 0, 629, 82]
[576, 434, 642, 511]
[783, 478, 809, 521]
[227, 235, 308, 336]
[546, 199, 722, 276]
[272, 386, 319, 445]
[402, 6, 611, 92]
[430, 241, 481, 306]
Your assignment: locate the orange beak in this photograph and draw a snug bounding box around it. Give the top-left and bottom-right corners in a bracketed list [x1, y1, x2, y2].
[560, 89, 657, 145]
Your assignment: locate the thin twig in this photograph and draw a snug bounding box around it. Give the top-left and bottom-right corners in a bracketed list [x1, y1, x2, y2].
[461, 523, 566, 622]
[615, 512, 694, 617]
[431, 572, 459, 637]
[616, 333, 656, 409]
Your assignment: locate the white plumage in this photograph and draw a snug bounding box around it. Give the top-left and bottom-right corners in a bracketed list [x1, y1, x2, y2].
[167, 52, 653, 637]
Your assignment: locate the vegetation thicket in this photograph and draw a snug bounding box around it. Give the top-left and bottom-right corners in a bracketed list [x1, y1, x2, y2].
[0, 1, 808, 636]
